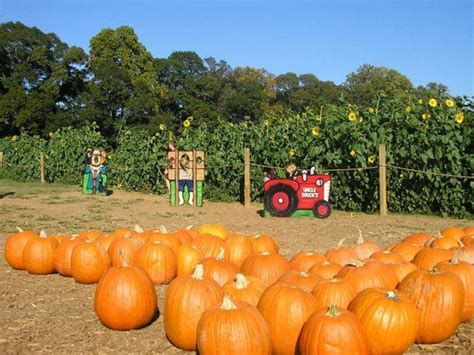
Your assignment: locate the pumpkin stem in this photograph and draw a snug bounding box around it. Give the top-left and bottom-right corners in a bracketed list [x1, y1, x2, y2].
[185, 225, 193, 230]
[357, 229, 364, 244]
[330, 278, 340, 283]
[322, 261, 331, 266]
[234, 273, 249, 289]
[385, 290, 399, 302]
[159, 225, 168, 234]
[450, 252, 460, 265]
[346, 259, 363, 267]
[192, 264, 204, 280]
[16, 227, 24, 233]
[304, 251, 314, 256]
[299, 271, 309, 278]
[261, 251, 271, 256]
[424, 235, 436, 248]
[337, 238, 345, 247]
[39, 230, 47, 238]
[326, 304, 341, 318]
[457, 239, 465, 248]
[118, 249, 128, 267]
[221, 295, 237, 310]
[216, 247, 225, 261]
[123, 231, 131, 239]
[134, 224, 144, 233]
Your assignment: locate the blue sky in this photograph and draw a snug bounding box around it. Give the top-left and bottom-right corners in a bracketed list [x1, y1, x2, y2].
[1, 0, 473, 96]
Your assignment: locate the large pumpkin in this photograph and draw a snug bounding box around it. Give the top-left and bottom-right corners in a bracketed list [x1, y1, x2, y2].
[53, 235, 80, 276]
[108, 233, 143, 266]
[191, 233, 226, 258]
[441, 226, 466, 241]
[277, 271, 321, 293]
[308, 261, 342, 279]
[71, 240, 110, 284]
[222, 273, 268, 307]
[349, 288, 420, 354]
[202, 247, 240, 286]
[412, 247, 453, 271]
[94, 258, 157, 330]
[257, 283, 317, 355]
[5, 227, 37, 270]
[311, 278, 357, 310]
[250, 234, 279, 254]
[149, 231, 182, 254]
[198, 224, 229, 239]
[78, 229, 103, 241]
[324, 239, 359, 266]
[289, 251, 326, 272]
[197, 296, 271, 355]
[164, 264, 224, 350]
[241, 252, 290, 285]
[398, 269, 465, 343]
[369, 250, 405, 264]
[299, 305, 369, 355]
[352, 234, 381, 260]
[428, 236, 459, 250]
[402, 233, 433, 246]
[389, 262, 418, 284]
[176, 244, 203, 276]
[23, 231, 59, 274]
[135, 241, 177, 285]
[224, 234, 255, 267]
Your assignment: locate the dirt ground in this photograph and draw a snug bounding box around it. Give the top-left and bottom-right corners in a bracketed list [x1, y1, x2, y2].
[0, 179, 472, 354]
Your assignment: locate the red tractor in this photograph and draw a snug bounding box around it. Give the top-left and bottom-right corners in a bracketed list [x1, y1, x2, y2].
[263, 172, 332, 218]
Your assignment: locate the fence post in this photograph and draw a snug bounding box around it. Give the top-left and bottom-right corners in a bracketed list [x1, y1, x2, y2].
[379, 144, 387, 216]
[40, 152, 45, 184]
[0, 152, 3, 168]
[244, 147, 251, 207]
[192, 149, 197, 207]
[175, 149, 179, 207]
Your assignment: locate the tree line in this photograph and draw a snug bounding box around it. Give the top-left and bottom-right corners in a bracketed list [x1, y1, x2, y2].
[0, 21, 454, 141]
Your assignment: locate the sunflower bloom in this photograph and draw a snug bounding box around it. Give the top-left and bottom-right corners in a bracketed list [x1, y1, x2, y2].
[455, 112, 464, 124]
[263, 119, 270, 126]
[11, 135, 17, 142]
[418, 99, 424, 105]
[368, 107, 375, 114]
[368, 155, 376, 164]
[422, 113, 431, 120]
[159, 123, 166, 131]
[316, 115, 322, 122]
[311, 127, 320, 137]
[350, 150, 356, 157]
[445, 99, 455, 108]
[405, 106, 412, 113]
[428, 98, 437, 107]
[183, 119, 191, 128]
[289, 149, 295, 157]
[48, 132, 53, 137]
[348, 112, 357, 121]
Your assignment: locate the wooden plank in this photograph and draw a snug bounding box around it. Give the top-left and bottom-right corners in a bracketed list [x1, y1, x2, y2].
[192, 149, 197, 207]
[175, 149, 179, 207]
[379, 144, 387, 216]
[40, 152, 45, 184]
[244, 147, 251, 207]
[0, 152, 3, 167]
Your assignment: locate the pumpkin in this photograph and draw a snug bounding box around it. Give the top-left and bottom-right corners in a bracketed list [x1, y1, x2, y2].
[224, 234, 255, 267]
[94, 255, 157, 330]
[412, 247, 453, 271]
[135, 241, 177, 285]
[109, 227, 130, 239]
[78, 229, 102, 241]
[23, 231, 58, 274]
[463, 226, 474, 237]
[250, 234, 279, 254]
[149, 229, 182, 253]
[336, 259, 398, 294]
[191, 233, 227, 258]
[352, 234, 381, 260]
[198, 223, 229, 239]
[389, 242, 423, 262]
[451, 240, 474, 264]
[308, 261, 342, 279]
[311, 278, 357, 310]
[461, 235, 474, 247]
[398, 269, 465, 344]
[71, 240, 110, 284]
[369, 250, 405, 264]
[289, 251, 326, 272]
[299, 305, 369, 355]
[241, 252, 290, 285]
[436, 255, 474, 322]
[53, 235, 80, 276]
[389, 262, 418, 283]
[108, 233, 143, 266]
[222, 273, 268, 307]
[164, 264, 224, 350]
[53, 234, 67, 245]
[5, 227, 37, 270]
[324, 239, 359, 266]
[176, 243, 203, 276]
[197, 296, 271, 355]
[402, 233, 433, 246]
[257, 283, 317, 355]
[349, 288, 420, 354]
[441, 226, 466, 241]
[428, 236, 459, 250]
[172, 229, 194, 244]
[201, 247, 240, 286]
[129, 224, 153, 244]
[96, 233, 120, 252]
[277, 271, 321, 293]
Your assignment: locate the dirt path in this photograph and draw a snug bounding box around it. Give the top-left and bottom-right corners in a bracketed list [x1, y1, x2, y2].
[0, 180, 472, 353]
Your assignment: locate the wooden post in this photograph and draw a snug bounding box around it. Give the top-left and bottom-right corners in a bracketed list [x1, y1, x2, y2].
[379, 144, 387, 216]
[175, 149, 179, 207]
[40, 152, 45, 184]
[0, 152, 3, 168]
[244, 147, 251, 207]
[192, 149, 197, 207]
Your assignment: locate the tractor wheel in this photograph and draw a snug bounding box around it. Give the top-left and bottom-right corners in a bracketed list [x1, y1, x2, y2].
[264, 185, 297, 217]
[313, 200, 332, 219]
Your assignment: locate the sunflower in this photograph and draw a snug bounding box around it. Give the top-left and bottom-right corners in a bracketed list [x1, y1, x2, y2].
[263, 119, 270, 126]
[348, 112, 357, 121]
[49, 132, 53, 137]
[368, 155, 376, 164]
[289, 149, 295, 157]
[422, 113, 431, 120]
[405, 106, 412, 113]
[183, 119, 191, 128]
[350, 150, 356, 157]
[445, 99, 455, 108]
[418, 99, 424, 105]
[428, 98, 437, 107]
[455, 112, 464, 124]
[11, 135, 17, 142]
[316, 115, 322, 122]
[368, 107, 375, 114]
[159, 123, 166, 131]
[311, 127, 320, 137]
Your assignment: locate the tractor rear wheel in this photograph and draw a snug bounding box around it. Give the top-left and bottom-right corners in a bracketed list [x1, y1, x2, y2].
[265, 185, 297, 217]
[313, 200, 332, 219]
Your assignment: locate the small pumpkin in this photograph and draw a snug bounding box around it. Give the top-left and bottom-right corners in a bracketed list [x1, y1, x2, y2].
[135, 241, 177, 285]
[23, 231, 58, 274]
[389, 262, 418, 283]
[78, 229, 103, 241]
[308, 261, 342, 279]
[289, 251, 326, 272]
[201, 247, 240, 286]
[389, 242, 423, 262]
[5, 227, 37, 270]
[441, 226, 466, 241]
[241, 252, 290, 285]
[129, 224, 153, 244]
[349, 288, 420, 354]
[53, 235, 80, 276]
[412, 247, 453, 271]
[164, 264, 224, 350]
[299, 305, 369, 355]
[352, 233, 381, 260]
[108, 233, 143, 266]
[191, 233, 227, 258]
[149, 228, 182, 254]
[176, 243, 203, 276]
[250, 234, 279, 254]
[463, 226, 474, 237]
[324, 239, 359, 266]
[198, 223, 229, 239]
[222, 273, 268, 307]
[277, 271, 322, 293]
[402, 233, 433, 246]
[224, 234, 255, 267]
[398, 269, 465, 344]
[311, 278, 357, 310]
[197, 296, 271, 355]
[428, 236, 459, 250]
[71, 240, 110, 284]
[450, 240, 474, 264]
[369, 250, 405, 264]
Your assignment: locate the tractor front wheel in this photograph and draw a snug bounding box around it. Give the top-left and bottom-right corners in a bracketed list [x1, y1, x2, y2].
[264, 185, 298, 217]
[313, 200, 332, 219]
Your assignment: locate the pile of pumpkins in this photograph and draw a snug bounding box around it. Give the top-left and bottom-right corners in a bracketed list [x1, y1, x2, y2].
[4, 224, 474, 354]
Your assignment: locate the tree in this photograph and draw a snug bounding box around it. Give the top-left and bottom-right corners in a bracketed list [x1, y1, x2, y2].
[416, 82, 449, 97]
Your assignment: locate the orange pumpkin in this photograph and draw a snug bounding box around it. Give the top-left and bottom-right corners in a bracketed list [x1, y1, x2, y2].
[191, 233, 226, 258]
[369, 250, 405, 264]
[71, 240, 110, 284]
[428, 236, 459, 250]
[201, 247, 240, 286]
[451, 241, 474, 264]
[94, 257, 157, 330]
[135, 241, 177, 285]
[176, 244, 203, 276]
[197, 296, 271, 355]
[164, 264, 224, 350]
[389, 242, 423, 262]
[402, 233, 433, 246]
[222, 273, 268, 307]
[308, 261, 342, 279]
[412, 247, 453, 271]
[108, 233, 143, 266]
[172, 229, 194, 244]
[299, 305, 369, 355]
[289, 251, 326, 272]
[349, 288, 420, 354]
[250, 234, 279, 254]
[398, 269, 465, 344]
[463, 226, 474, 237]
[324, 239, 359, 266]
[311, 278, 357, 310]
[53, 235, 80, 276]
[352, 234, 381, 260]
[277, 271, 322, 293]
[198, 223, 229, 239]
[5, 227, 37, 270]
[78, 229, 103, 241]
[441, 226, 466, 241]
[149, 232, 182, 254]
[129, 224, 153, 244]
[23, 231, 58, 274]
[95, 233, 120, 252]
[224, 234, 255, 267]
[241, 252, 290, 285]
[257, 283, 317, 355]
[389, 262, 418, 283]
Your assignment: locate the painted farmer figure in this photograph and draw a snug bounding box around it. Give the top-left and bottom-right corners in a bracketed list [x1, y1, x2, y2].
[178, 153, 193, 205]
[83, 149, 108, 195]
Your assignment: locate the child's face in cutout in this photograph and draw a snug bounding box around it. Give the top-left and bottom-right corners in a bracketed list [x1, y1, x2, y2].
[168, 142, 176, 151]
